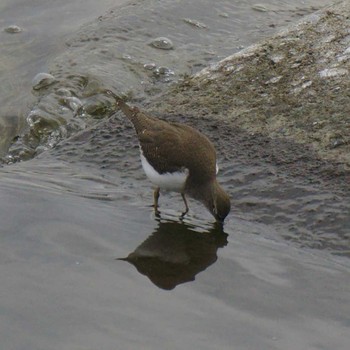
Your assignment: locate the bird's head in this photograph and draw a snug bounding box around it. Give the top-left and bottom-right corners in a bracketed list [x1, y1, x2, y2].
[193, 180, 230, 223]
[210, 182, 231, 223]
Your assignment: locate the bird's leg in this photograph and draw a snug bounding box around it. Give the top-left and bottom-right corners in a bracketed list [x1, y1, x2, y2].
[180, 192, 189, 217]
[153, 187, 160, 214]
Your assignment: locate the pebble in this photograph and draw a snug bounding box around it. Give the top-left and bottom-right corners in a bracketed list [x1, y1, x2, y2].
[144, 63, 157, 70]
[183, 18, 207, 29]
[269, 54, 284, 64]
[319, 68, 348, 78]
[156, 66, 174, 76]
[252, 4, 269, 12]
[149, 37, 174, 50]
[4, 25, 22, 33]
[265, 76, 283, 84]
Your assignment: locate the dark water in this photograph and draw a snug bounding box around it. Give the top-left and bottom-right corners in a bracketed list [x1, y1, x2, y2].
[1, 0, 350, 349]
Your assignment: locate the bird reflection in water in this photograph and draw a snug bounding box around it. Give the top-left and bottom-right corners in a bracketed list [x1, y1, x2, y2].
[118, 219, 228, 290]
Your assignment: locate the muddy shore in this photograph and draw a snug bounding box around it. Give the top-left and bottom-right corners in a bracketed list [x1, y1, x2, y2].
[149, 1, 350, 172]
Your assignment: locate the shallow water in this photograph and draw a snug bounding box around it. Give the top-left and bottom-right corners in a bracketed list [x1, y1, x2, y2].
[1, 160, 349, 349]
[1, 0, 350, 349]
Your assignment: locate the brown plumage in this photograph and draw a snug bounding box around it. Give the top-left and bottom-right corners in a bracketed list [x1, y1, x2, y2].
[105, 90, 231, 222]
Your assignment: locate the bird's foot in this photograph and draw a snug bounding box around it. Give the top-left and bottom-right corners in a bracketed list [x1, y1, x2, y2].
[154, 207, 161, 216]
[180, 208, 189, 219]
[180, 193, 189, 219]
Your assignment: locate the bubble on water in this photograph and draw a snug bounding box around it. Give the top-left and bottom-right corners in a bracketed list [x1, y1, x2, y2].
[32, 73, 57, 90]
[5, 142, 36, 163]
[152, 66, 175, 82]
[4, 25, 22, 33]
[56, 88, 72, 97]
[27, 110, 41, 128]
[62, 97, 83, 112]
[26, 110, 62, 131]
[149, 37, 174, 50]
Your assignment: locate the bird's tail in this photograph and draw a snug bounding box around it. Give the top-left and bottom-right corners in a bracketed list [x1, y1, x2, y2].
[104, 89, 140, 123]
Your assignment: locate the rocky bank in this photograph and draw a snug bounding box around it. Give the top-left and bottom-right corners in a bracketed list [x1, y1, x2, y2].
[151, 1, 350, 170]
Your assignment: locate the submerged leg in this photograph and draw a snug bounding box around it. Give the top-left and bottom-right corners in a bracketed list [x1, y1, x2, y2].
[153, 187, 160, 214]
[180, 192, 189, 217]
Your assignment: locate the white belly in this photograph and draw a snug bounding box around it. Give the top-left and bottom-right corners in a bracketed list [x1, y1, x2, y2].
[140, 153, 188, 192]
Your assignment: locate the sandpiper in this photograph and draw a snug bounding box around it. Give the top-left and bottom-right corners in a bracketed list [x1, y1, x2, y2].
[105, 90, 231, 222]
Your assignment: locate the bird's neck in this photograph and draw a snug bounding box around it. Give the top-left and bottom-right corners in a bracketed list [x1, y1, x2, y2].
[185, 178, 216, 202]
